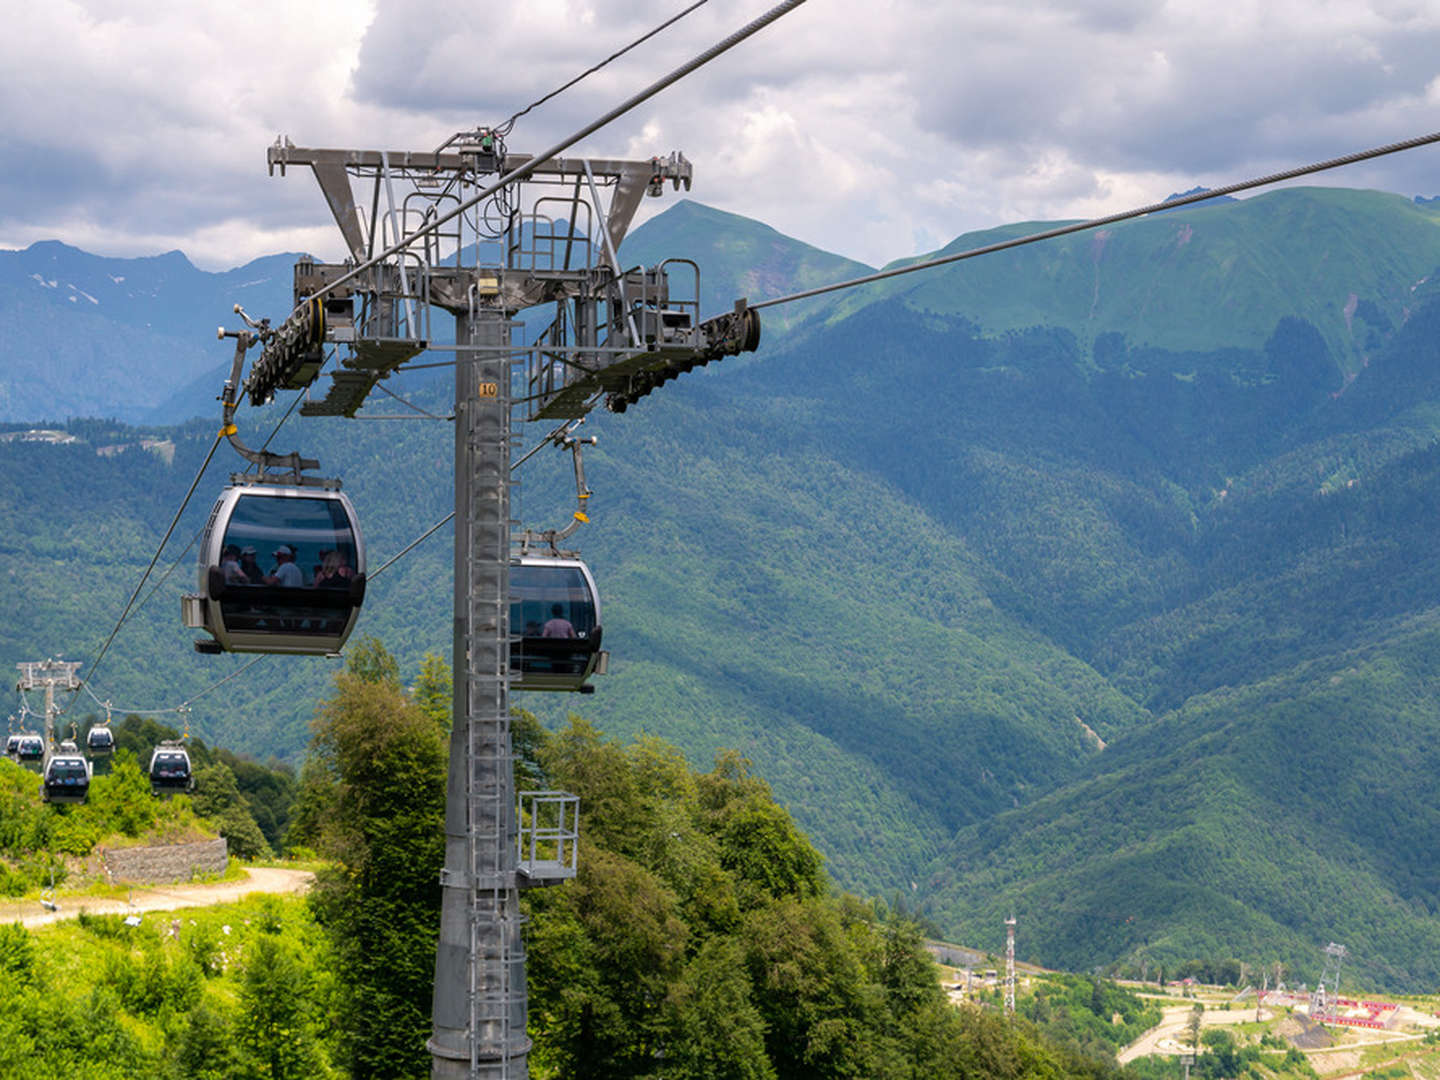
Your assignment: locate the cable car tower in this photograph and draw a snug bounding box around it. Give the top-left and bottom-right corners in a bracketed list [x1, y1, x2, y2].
[15, 659, 81, 768]
[258, 125, 760, 1078]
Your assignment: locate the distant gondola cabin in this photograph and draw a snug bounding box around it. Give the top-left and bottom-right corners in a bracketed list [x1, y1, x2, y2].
[43, 752, 91, 805]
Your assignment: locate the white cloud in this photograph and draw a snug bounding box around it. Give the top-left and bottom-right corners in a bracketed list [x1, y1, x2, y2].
[4, 0, 1440, 272]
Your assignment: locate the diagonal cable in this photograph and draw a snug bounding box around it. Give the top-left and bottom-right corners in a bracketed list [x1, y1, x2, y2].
[751, 130, 1440, 312]
[84, 430, 225, 686]
[494, 0, 710, 137]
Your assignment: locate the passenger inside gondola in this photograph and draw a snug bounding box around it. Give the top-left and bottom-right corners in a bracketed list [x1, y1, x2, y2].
[215, 495, 360, 636]
[239, 545, 263, 583]
[314, 550, 353, 588]
[220, 544, 246, 583]
[542, 604, 576, 638]
[266, 544, 305, 586]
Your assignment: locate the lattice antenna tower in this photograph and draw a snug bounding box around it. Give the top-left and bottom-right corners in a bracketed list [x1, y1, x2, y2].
[1310, 942, 1347, 1022]
[1004, 915, 1017, 1017]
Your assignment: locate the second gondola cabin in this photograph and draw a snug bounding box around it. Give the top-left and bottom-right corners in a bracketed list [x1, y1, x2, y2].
[43, 745, 91, 805]
[183, 483, 366, 655]
[148, 741, 194, 797]
[510, 555, 607, 692]
[13, 734, 44, 768]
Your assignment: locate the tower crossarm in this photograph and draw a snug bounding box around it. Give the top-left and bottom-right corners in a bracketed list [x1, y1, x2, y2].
[268, 141, 690, 263]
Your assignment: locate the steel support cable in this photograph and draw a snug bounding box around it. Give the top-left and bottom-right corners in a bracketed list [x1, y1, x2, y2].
[289, 0, 808, 315]
[124, 524, 205, 620]
[373, 381, 454, 420]
[750, 129, 1440, 312]
[331, 401, 600, 581]
[84, 429, 226, 687]
[77, 659, 254, 730]
[71, 417, 573, 722]
[484, 0, 710, 142]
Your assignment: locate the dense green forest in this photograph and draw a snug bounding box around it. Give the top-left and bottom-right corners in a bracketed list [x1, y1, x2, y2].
[2, 646, 1162, 1079]
[5, 189, 1440, 986]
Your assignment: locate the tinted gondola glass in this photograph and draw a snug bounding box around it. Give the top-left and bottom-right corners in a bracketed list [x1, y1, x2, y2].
[43, 754, 91, 805]
[86, 726, 115, 755]
[184, 485, 366, 655]
[148, 743, 194, 796]
[510, 557, 605, 692]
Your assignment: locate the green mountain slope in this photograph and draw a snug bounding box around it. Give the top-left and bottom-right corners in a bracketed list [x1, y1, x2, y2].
[7, 190, 1440, 984]
[837, 187, 1440, 374]
[923, 611, 1440, 991]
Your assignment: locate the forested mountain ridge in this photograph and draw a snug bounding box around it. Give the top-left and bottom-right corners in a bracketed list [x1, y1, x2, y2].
[5, 187, 1440, 987]
[830, 186, 1440, 374]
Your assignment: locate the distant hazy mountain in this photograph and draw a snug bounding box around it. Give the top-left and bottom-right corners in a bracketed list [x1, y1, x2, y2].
[0, 241, 297, 422]
[7, 189, 1440, 989]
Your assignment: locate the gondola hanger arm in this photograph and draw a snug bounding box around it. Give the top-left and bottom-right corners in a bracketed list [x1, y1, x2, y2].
[216, 312, 328, 487]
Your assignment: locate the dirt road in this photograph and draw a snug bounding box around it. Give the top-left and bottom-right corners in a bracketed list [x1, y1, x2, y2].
[1118, 1003, 1274, 1064]
[8, 866, 315, 929]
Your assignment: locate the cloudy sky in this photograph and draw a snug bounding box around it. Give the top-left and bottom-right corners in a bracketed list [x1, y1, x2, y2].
[4, 0, 1440, 271]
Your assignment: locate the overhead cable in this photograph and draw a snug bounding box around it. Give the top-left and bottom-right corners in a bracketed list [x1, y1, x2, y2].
[373, 381, 454, 420]
[84, 430, 225, 687]
[492, 0, 710, 138]
[750, 129, 1440, 312]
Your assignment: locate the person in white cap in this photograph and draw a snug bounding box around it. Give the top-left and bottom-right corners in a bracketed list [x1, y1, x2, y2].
[266, 544, 304, 587]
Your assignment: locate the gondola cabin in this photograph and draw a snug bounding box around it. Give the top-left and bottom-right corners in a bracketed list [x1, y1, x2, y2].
[183, 484, 366, 655]
[43, 747, 91, 805]
[148, 741, 194, 797]
[86, 725, 115, 756]
[14, 734, 44, 769]
[510, 556, 607, 692]
[4, 734, 19, 758]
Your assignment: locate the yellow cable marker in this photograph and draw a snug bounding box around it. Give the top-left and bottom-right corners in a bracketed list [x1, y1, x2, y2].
[573, 511, 590, 523]
[220, 423, 237, 437]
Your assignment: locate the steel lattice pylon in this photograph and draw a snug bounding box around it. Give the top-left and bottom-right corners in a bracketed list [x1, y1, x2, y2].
[1310, 942, 1348, 1022]
[262, 127, 761, 1078]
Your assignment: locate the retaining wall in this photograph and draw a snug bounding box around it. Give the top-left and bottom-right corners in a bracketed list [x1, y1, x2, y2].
[103, 838, 228, 884]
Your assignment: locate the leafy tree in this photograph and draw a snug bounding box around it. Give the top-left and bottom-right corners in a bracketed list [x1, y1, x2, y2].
[344, 635, 401, 688]
[663, 937, 776, 1080]
[0, 924, 36, 989]
[192, 761, 272, 859]
[237, 935, 329, 1080]
[304, 639, 447, 1079]
[171, 998, 244, 1080]
[413, 651, 452, 731]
